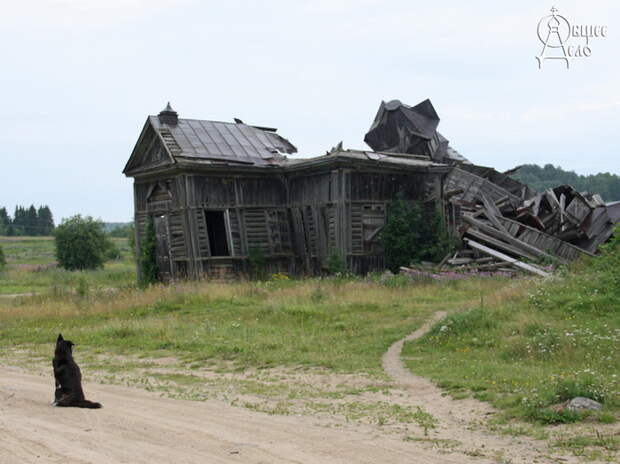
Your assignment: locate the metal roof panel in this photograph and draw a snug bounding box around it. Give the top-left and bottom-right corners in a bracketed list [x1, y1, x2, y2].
[149, 115, 297, 164]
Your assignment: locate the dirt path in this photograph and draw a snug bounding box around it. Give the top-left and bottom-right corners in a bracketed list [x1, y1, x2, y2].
[382, 311, 449, 386]
[382, 311, 584, 464]
[0, 367, 491, 464]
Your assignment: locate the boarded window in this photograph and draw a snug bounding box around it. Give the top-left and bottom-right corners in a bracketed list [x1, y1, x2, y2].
[362, 205, 385, 253]
[205, 210, 230, 256]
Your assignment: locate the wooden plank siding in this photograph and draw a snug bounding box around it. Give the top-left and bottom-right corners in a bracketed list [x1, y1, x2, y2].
[130, 154, 446, 279]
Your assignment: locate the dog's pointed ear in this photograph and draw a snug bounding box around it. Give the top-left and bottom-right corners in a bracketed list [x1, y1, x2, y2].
[57, 334, 64, 342]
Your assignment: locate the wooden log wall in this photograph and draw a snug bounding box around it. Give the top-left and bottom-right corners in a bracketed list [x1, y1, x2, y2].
[288, 170, 337, 274]
[134, 176, 191, 280]
[185, 174, 293, 278]
[132, 165, 446, 279]
[346, 170, 439, 273]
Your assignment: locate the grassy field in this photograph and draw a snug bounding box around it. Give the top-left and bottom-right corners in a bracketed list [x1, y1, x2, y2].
[0, 236, 134, 295]
[0, 237, 517, 435]
[0, 272, 511, 373]
[404, 233, 620, 427]
[0, 234, 618, 444]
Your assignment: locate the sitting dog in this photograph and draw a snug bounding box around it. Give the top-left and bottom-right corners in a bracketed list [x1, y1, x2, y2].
[52, 334, 102, 409]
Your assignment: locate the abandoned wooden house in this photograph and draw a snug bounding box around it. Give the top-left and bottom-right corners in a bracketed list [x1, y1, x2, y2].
[123, 103, 451, 279]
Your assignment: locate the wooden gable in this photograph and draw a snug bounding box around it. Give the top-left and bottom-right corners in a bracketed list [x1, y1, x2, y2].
[123, 120, 175, 175]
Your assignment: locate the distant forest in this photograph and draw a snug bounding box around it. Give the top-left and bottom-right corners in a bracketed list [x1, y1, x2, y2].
[0, 205, 55, 236]
[511, 164, 620, 202]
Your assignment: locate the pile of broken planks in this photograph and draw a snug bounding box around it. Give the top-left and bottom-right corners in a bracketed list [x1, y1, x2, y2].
[446, 181, 620, 278]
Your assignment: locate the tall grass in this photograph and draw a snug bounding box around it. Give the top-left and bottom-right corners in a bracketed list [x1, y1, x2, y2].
[0, 277, 512, 373]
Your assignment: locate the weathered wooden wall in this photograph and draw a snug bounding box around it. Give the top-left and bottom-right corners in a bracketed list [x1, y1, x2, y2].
[346, 170, 440, 273]
[132, 165, 445, 280]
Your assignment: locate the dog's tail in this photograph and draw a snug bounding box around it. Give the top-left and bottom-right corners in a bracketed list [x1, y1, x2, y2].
[79, 400, 102, 409]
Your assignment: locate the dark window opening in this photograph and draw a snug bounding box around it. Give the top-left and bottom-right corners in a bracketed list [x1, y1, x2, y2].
[205, 210, 230, 256]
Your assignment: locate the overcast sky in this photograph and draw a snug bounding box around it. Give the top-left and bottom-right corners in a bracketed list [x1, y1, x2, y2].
[1, 0, 618, 222]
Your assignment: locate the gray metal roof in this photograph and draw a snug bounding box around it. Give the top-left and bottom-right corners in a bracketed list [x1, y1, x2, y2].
[284, 149, 448, 171]
[150, 115, 297, 166]
[125, 104, 451, 175]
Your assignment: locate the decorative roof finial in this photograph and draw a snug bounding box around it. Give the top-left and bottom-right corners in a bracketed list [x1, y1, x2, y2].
[158, 102, 178, 125]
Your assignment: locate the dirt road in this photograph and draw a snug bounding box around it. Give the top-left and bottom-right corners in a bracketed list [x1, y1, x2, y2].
[0, 366, 491, 464]
[0, 312, 594, 463]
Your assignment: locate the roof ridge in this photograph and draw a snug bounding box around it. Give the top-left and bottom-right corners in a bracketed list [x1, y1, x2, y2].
[150, 115, 274, 129]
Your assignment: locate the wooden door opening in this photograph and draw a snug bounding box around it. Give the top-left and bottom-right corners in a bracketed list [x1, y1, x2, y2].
[205, 210, 230, 256]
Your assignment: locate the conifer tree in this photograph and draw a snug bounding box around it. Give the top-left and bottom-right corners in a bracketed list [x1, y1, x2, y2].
[26, 205, 37, 235]
[13, 206, 24, 235]
[37, 205, 55, 235]
[0, 207, 8, 235]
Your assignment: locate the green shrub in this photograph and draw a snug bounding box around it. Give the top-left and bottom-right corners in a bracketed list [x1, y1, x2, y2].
[524, 406, 581, 425]
[247, 247, 267, 280]
[380, 194, 452, 273]
[54, 215, 109, 271]
[0, 244, 5, 270]
[103, 235, 121, 260]
[325, 248, 347, 275]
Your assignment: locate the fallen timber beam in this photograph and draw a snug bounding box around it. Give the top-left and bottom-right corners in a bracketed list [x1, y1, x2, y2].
[448, 258, 473, 265]
[497, 216, 593, 261]
[464, 238, 551, 277]
[457, 261, 511, 272]
[445, 188, 465, 199]
[476, 261, 511, 271]
[495, 195, 510, 207]
[436, 252, 452, 270]
[464, 227, 538, 261]
[480, 193, 508, 232]
[463, 215, 565, 264]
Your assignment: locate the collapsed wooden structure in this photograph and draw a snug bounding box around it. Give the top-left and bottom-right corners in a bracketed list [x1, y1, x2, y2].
[124, 100, 619, 280]
[359, 99, 618, 277]
[443, 171, 620, 276]
[123, 104, 448, 279]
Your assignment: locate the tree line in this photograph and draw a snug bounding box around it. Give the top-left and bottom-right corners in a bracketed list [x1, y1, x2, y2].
[0, 205, 55, 236]
[511, 164, 620, 202]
